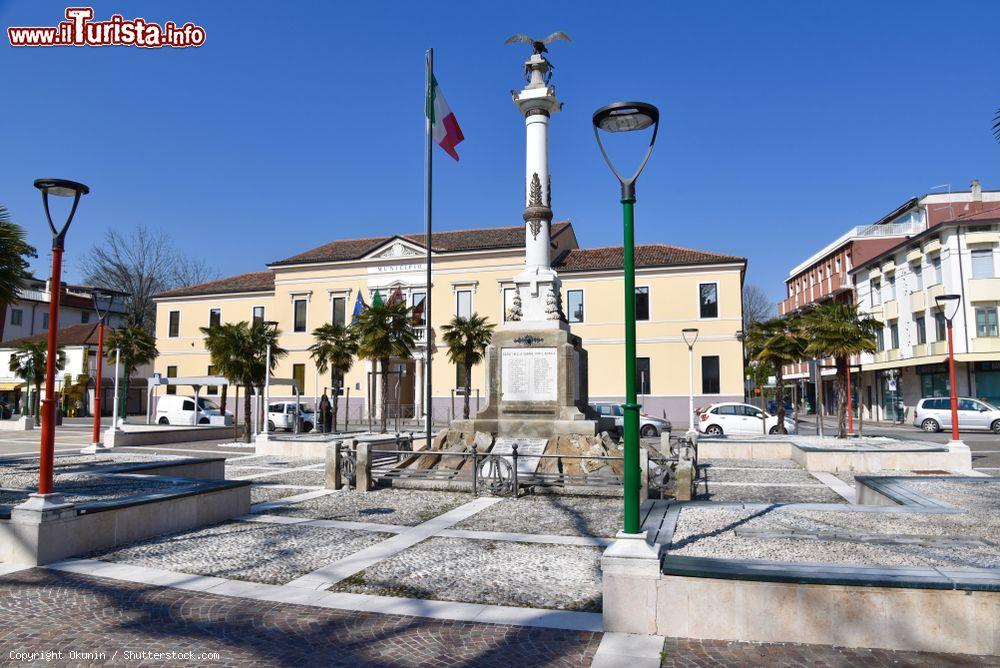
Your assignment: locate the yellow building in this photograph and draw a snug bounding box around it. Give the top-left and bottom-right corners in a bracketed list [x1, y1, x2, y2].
[152, 222, 746, 428]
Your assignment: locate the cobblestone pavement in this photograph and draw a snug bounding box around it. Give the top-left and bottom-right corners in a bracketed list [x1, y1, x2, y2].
[268, 487, 471, 525]
[659, 637, 996, 667]
[333, 536, 603, 611]
[0, 569, 600, 667]
[453, 494, 622, 538]
[91, 521, 391, 584]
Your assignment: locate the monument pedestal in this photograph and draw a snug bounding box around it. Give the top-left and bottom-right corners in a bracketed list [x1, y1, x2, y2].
[452, 323, 596, 438]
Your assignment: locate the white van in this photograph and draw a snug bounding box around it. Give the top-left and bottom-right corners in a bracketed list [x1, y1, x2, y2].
[156, 395, 231, 426]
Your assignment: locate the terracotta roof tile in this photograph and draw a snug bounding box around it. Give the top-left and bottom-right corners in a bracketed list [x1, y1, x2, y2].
[269, 222, 571, 266]
[2, 322, 100, 348]
[154, 271, 275, 299]
[553, 244, 745, 272]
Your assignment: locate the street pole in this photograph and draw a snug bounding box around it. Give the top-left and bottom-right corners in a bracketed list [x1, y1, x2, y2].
[687, 343, 695, 430]
[424, 47, 434, 449]
[91, 321, 105, 443]
[946, 320, 960, 443]
[846, 362, 853, 435]
[264, 343, 272, 432]
[37, 242, 63, 494]
[621, 193, 640, 535]
[111, 348, 121, 429]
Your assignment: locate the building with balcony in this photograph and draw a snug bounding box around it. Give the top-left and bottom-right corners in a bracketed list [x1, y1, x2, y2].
[0, 276, 128, 343]
[0, 322, 152, 418]
[852, 197, 1000, 422]
[777, 181, 1000, 414]
[152, 222, 747, 427]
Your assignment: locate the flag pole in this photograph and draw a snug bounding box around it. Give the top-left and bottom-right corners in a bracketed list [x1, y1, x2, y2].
[424, 48, 434, 447]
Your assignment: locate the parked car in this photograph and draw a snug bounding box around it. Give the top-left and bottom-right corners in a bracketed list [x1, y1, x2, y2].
[267, 402, 315, 433]
[697, 402, 797, 436]
[913, 397, 1000, 434]
[156, 395, 230, 425]
[590, 402, 671, 438]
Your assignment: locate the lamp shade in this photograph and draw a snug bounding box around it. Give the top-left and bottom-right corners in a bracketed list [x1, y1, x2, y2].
[935, 294, 961, 321]
[33, 178, 89, 197]
[682, 327, 699, 347]
[593, 102, 659, 133]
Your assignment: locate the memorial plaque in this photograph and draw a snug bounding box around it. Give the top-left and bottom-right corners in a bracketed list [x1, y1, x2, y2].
[501, 347, 557, 401]
[491, 437, 548, 473]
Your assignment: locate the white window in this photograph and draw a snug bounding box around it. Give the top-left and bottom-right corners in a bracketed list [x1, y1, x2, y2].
[168, 311, 180, 337]
[930, 255, 942, 285]
[912, 264, 923, 291]
[293, 299, 307, 332]
[252, 306, 265, 324]
[503, 288, 517, 322]
[10, 309, 22, 326]
[456, 290, 472, 319]
[971, 248, 995, 279]
[976, 307, 999, 338]
[331, 297, 346, 326]
[567, 289, 584, 323]
[870, 280, 881, 307]
[209, 308, 221, 328]
[884, 275, 895, 302]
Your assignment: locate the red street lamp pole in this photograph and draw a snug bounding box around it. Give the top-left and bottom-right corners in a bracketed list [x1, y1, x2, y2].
[33, 179, 89, 497]
[935, 293, 962, 444]
[84, 291, 114, 453]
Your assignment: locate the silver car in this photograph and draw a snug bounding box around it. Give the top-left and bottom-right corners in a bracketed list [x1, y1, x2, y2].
[913, 397, 1000, 434]
[590, 402, 671, 438]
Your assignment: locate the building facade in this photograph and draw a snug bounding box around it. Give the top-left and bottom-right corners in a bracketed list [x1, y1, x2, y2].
[852, 196, 1000, 422]
[778, 182, 1000, 414]
[152, 223, 747, 428]
[0, 276, 128, 343]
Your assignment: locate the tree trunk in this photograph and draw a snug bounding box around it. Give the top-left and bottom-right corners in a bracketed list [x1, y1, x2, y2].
[33, 383, 40, 425]
[233, 385, 239, 440]
[122, 371, 131, 423]
[463, 355, 472, 419]
[380, 358, 389, 433]
[835, 356, 848, 439]
[243, 385, 253, 443]
[775, 369, 786, 434]
[220, 385, 228, 414]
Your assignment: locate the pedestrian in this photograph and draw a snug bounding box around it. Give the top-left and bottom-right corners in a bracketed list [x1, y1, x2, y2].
[319, 393, 332, 433]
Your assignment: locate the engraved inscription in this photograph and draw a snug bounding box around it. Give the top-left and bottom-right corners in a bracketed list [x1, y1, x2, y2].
[501, 347, 557, 402]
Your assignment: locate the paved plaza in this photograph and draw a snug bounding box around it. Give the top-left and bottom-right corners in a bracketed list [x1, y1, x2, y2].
[1, 428, 998, 665]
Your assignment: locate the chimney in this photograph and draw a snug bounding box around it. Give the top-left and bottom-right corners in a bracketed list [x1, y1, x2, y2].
[971, 179, 982, 201]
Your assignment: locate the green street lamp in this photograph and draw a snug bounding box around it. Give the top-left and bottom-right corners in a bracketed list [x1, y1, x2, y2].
[593, 101, 660, 535]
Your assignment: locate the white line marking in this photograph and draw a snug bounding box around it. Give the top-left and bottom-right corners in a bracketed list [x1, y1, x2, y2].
[249, 488, 336, 513]
[809, 471, 857, 503]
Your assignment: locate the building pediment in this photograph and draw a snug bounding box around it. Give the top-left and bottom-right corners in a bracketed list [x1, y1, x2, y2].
[365, 238, 427, 261]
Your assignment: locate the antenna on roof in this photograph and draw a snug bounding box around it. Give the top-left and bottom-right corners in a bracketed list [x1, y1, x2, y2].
[927, 183, 954, 222]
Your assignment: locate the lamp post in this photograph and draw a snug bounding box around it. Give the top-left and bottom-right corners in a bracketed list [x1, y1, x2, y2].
[593, 101, 659, 536]
[82, 290, 114, 454]
[682, 328, 699, 436]
[33, 178, 89, 500]
[935, 294, 963, 445]
[263, 320, 278, 434]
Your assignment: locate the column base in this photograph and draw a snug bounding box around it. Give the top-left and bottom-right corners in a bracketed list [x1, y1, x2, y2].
[13, 492, 75, 519]
[80, 442, 113, 455]
[601, 531, 663, 634]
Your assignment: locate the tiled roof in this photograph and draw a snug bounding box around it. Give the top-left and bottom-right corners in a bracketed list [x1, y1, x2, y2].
[943, 203, 1000, 224]
[154, 271, 275, 299]
[553, 244, 745, 272]
[269, 222, 572, 267]
[2, 322, 100, 348]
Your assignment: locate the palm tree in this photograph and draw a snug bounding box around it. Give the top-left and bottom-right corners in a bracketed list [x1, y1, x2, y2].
[993, 107, 1000, 143]
[201, 320, 286, 442]
[800, 302, 880, 438]
[441, 313, 495, 419]
[309, 323, 357, 433]
[354, 299, 416, 433]
[9, 340, 65, 425]
[105, 326, 158, 421]
[745, 316, 805, 434]
[0, 204, 35, 309]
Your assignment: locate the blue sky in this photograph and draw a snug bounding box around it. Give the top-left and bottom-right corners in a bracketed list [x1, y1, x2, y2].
[1, 1, 998, 304]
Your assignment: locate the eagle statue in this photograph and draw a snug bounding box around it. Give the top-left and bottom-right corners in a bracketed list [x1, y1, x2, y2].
[504, 31, 571, 55]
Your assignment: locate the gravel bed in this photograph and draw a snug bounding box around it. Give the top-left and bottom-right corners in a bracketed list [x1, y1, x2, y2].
[225, 455, 325, 468]
[250, 485, 313, 504]
[669, 493, 999, 568]
[453, 494, 621, 538]
[333, 536, 603, 611]
[92, 520, 391, 584]
[702, 467, 818, 484]
[699, 458, 800, 469]
[904, 479, 1000, 514]
[0, 473, 183, 506]
[230, 469, 325, 486]
[267, 488, 470, 525]
[695, 483, 843, 504]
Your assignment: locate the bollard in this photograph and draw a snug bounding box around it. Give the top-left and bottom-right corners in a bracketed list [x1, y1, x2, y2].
[471, 443, 478, 496]
[659, 431, 671, 458]
[356, 440, 373, 492]
[511, 443, 519, 497]
[326, 440, 343, 490]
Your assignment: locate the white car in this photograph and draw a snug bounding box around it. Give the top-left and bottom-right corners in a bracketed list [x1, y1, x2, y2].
[267, 402, 315, 433]
[156, 395, 230, 426]
[697, 402, 797, 436]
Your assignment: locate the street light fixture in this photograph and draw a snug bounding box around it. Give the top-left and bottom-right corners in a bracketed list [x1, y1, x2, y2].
[935, 293, 963, 445]
[82, 289, 115, 454]
[593, 101, 660, 536]
[33, 178, 89, 501]
[682, 328, 699, 436]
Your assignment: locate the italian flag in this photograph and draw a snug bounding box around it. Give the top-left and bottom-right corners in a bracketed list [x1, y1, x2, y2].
[426, 75, 464, 161]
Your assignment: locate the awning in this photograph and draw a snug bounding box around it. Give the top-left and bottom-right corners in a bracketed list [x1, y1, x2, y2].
[0, 382, 23, 391]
